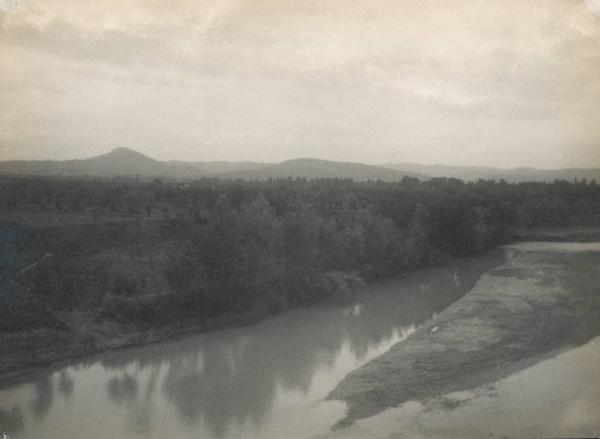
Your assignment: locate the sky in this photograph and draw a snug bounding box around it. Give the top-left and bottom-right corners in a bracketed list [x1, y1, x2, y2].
[1, 0, 599, 168]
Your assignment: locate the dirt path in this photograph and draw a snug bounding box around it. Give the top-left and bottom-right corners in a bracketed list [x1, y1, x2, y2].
[328, 242, 600, 427]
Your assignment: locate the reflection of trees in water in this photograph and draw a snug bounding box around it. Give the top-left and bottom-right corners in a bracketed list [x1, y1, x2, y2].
[144, 368, 159, 401]
[105, 372, 153, 436]
[107, 374, 139, 406]
[0, 405, 24, 434]
[95, 252, 502, 438]
[57, 371, 74, 401]
[154, 300, 426, 437]
[5, 369, 69, 427]
[30, 376, 53, 419]
[163, 348, 274, 437]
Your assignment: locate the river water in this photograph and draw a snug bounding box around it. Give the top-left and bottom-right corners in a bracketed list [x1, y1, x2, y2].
[0, 253, 502, 439]
[326, 335, 600, 439]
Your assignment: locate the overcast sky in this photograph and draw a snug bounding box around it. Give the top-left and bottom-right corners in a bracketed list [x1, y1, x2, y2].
[1, 0, 600, 167]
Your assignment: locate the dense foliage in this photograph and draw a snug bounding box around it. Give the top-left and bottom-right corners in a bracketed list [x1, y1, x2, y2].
[1, 175, 599, 329]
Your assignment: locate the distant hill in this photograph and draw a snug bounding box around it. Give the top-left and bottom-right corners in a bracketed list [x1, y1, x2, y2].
[0, 148, 264, 179]
[0, 149, 421, 181]
[382, 163, 600, 183]
[217, 158, 424, 181]
[3, 148, 598, 183]
[0, 148, 187, 178]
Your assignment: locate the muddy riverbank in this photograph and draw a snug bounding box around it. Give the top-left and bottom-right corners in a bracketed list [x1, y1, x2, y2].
[328, 242, 600, 426]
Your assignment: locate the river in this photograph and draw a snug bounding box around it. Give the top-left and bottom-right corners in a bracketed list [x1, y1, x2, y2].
[0, 252, 502, 439]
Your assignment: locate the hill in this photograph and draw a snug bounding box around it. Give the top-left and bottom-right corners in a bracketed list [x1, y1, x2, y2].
[217, 158, 423, 181]
[3, 148, 598, 182]
[0, 148, 263, 179]
[0, 148, 186, 178]
[0, 150, 421, 181]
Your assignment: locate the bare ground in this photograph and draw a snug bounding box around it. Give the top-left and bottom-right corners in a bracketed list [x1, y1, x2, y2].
[327, 242, 600, 427]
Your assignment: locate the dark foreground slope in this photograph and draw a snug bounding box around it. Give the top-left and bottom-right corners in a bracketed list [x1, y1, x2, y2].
[328, 242, 600, 426]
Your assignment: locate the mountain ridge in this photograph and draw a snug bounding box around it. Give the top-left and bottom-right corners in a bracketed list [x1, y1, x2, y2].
[0, 148, 422, 181]
[2, 148, 600, 182]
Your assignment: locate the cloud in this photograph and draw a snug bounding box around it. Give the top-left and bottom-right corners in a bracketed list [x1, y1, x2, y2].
[585, 0, 600, 15]
[1, 0, 600, 166]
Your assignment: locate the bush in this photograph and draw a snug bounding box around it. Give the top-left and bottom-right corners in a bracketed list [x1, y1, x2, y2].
[0, 290, 64, 332]
[97, 291, 203, 324]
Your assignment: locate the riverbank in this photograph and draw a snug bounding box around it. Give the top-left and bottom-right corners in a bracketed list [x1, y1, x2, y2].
[328, 241, 600, 427]
[0, 250, 503, 387]
[1, 240, 362, 383]
[515, 225, 600, 242]
[0, 251, 505, 439]
[2, 230, 598, 387]
[0, 301, 288, 386]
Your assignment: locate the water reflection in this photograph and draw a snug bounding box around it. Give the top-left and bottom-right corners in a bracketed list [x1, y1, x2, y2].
[30, 376, 53, 419]
[57, 371, 74, 401]
[0, 252, 502, 439]
[0, 406, 23, 434]
[107, 374, 139, 406]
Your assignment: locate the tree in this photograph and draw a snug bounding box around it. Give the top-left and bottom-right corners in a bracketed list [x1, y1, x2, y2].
[403, 203, 431, 268]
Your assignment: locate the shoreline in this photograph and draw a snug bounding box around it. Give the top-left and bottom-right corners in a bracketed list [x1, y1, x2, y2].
[2, 229, 598, 387]
[327, 241, 600, 426]
[0, 305, 278, 387]
[0, 249, 504, 387]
